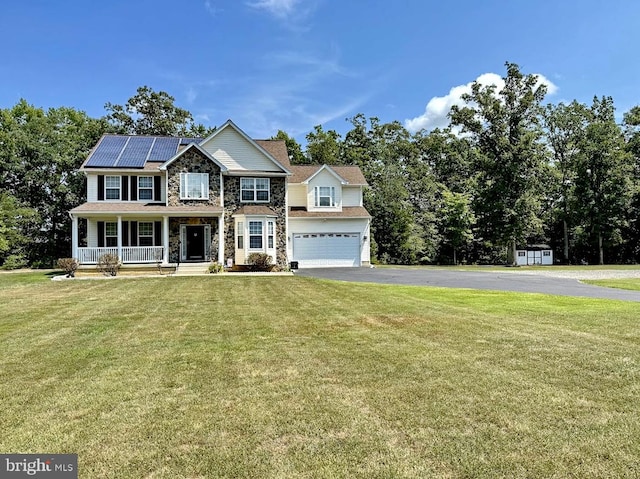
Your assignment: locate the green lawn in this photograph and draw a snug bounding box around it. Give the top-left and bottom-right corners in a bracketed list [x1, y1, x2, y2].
[585, 278, 640, 291]
[1, 272, 639, 478]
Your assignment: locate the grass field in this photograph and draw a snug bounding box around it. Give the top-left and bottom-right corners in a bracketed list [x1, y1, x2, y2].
[1, 272, 639, 478]
[585, 278, 640, 291]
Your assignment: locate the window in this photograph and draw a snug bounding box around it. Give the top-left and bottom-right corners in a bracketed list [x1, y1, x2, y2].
[249, 221, 263, 249]
[105, 176, 120, 200]
[315, 186, 336, 207]
[543, 251, 551, 256]
[105, 222, 118, 247]
[138, 222, 154, 246]
[237, 222, 244, 249]
[180, 173, 209, 200]
[241, 178, 269, 202]
[518, 251, 526, 257]
[138, 176, 153, 200]
[267, 220, 275, 249]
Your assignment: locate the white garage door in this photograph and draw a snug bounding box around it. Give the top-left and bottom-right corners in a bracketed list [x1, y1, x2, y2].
[292, 233, 360, 267]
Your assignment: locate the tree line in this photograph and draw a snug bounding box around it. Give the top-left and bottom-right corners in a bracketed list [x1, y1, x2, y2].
[1, 63, 639, 268]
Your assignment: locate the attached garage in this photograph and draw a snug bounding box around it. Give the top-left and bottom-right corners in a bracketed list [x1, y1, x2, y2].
[292, 233, 360, 267]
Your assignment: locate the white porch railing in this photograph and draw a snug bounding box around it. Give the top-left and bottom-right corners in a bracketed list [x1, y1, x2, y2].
[77, 247, 164, 264]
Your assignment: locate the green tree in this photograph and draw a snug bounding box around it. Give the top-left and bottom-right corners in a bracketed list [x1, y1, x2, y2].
[450, 62, 548, 264]
[439, 189, 475, 265]
[542, 101, 590, 262]
[104, 86, 214, 137]
[270, 130, 306, 164]
[0, 100, 108, 265]
[305, 125, 342, 164]
[0, 193, 38, 267]
[573, 96, 633, 264]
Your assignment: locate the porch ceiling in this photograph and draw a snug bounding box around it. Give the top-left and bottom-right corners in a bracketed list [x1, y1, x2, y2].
[70, 202, 223, 217]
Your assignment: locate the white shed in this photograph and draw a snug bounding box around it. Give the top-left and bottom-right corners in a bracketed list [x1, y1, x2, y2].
[515, 245, 553, 266]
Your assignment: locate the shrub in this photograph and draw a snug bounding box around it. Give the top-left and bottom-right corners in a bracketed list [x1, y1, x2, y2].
[246, 253, 273, 271]
[57, 258, 79, 278]
[208, 262, 224, 274]
[1, 254, 28, 270]
[97, 253, 121, 276]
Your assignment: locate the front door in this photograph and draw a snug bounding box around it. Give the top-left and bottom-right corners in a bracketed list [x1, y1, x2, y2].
[185, 225, 205, 261]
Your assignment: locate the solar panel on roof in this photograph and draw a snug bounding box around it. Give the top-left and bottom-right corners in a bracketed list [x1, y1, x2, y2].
[179, 137, 202, 145]
[85, 136, 129, 167]
[116, 136, 155, 168]
[148, 137, 179, 162]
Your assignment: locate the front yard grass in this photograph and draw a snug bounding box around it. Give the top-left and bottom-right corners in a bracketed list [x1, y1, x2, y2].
[1, 273, 639, 478]
[585, 278, 640, 291]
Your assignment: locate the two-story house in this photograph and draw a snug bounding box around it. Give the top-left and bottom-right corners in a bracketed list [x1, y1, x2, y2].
[69, 120, 371, 269]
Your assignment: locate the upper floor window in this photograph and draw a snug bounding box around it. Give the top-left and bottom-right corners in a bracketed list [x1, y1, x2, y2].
[180, 173, 209, 200]
[241, 178, 269, 202]
[105, 176, 120, 200]
[138, 176, 153, 200]
[315, 186, 336, 207]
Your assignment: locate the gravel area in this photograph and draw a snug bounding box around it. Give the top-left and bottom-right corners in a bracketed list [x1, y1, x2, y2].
[498, 269, 640, 280]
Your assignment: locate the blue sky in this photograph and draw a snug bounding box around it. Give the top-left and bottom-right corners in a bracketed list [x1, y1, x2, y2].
[2, 0, 640, 143]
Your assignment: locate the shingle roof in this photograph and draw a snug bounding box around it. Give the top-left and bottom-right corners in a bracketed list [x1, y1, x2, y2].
[70, 202, 223, 215]
[288, 206, 371, 218]
[254, 140, 291, 169]
[289, 165, 368, 185]
[232, 205, 278, 216]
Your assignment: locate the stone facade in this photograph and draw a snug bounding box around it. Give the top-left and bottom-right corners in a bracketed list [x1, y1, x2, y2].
[223, 176, 288, 268]
[166, 148, 221, 207]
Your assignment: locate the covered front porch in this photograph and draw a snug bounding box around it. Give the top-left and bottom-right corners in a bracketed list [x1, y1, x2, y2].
[70, 206, 225, 266]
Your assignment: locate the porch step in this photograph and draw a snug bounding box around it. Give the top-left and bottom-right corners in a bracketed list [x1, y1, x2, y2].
[173, 262, 211, 276]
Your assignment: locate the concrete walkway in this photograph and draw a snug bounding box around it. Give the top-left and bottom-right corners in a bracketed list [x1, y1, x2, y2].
[294, 267, 640, 302]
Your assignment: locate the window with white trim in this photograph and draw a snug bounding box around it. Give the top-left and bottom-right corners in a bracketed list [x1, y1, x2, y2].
[180, 173, 209, 200]
[237, 222, 244, 249]
[241, 178, 270, 202]
[315, 186, 336, 207]
[249, 221, 263, 249]
[105, 176, 121, 200]
[138, 176, 153, 200]
[138, 222, 154, 246]
[267, 220, 275, 249]
[105, 222, 118, 247]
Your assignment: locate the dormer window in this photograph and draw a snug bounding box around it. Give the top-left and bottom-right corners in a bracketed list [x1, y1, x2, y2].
[241, 178, 270, 202]
[315, 186, 336, 207]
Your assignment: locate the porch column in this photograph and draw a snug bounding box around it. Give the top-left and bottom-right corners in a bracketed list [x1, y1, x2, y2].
[218, 214, 224, 264]
[71, 215, 78, 259]
[117, 215, 122, 259]
[163, 216, 169, 264]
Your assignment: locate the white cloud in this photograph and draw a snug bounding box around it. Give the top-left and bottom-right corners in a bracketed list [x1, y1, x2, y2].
[246, 0, 301, 19]
[204, 1, 221, 16]
[405, 72, 558, 133]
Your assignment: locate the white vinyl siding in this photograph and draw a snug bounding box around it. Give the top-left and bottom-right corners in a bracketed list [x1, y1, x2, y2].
[342, 186, 362, 207]
[287, 184, 306, 207]
[200, 125, 283, 171]
[180, 173, 209, 200]
[87, 175, 98, 202]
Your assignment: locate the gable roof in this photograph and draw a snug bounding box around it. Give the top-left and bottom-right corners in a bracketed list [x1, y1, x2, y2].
[199, 120, 291, 174]
[254, 139, 291, 169]
[158, 143, 227, 171]
[289, 165, 368, 185]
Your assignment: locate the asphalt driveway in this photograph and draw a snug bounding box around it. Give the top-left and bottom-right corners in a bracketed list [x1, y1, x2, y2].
[294, 267, 640, 302]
